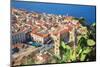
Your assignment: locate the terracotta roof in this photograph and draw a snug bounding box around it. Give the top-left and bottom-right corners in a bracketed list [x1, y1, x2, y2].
[12, 44, 22, 48]
[34, 33, 49, 38]
[53, 27, 70, 36]
[41, 53, 50, 60]
[12, 28, 26, 35]
[31, 29, 49, 38]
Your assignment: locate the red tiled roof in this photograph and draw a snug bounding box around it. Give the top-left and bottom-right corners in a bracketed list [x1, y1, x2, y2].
[31, 29, 49, 38]
[53, 27, 70, 36]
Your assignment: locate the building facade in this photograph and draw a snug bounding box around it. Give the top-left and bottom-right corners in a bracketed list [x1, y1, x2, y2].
[12, 31, 26, 44]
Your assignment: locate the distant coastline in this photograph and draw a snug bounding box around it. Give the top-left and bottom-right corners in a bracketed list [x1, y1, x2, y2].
[11, 1, 96, 25]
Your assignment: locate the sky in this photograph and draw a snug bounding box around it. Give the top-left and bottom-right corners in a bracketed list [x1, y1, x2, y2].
[11, 1, 96, 25]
